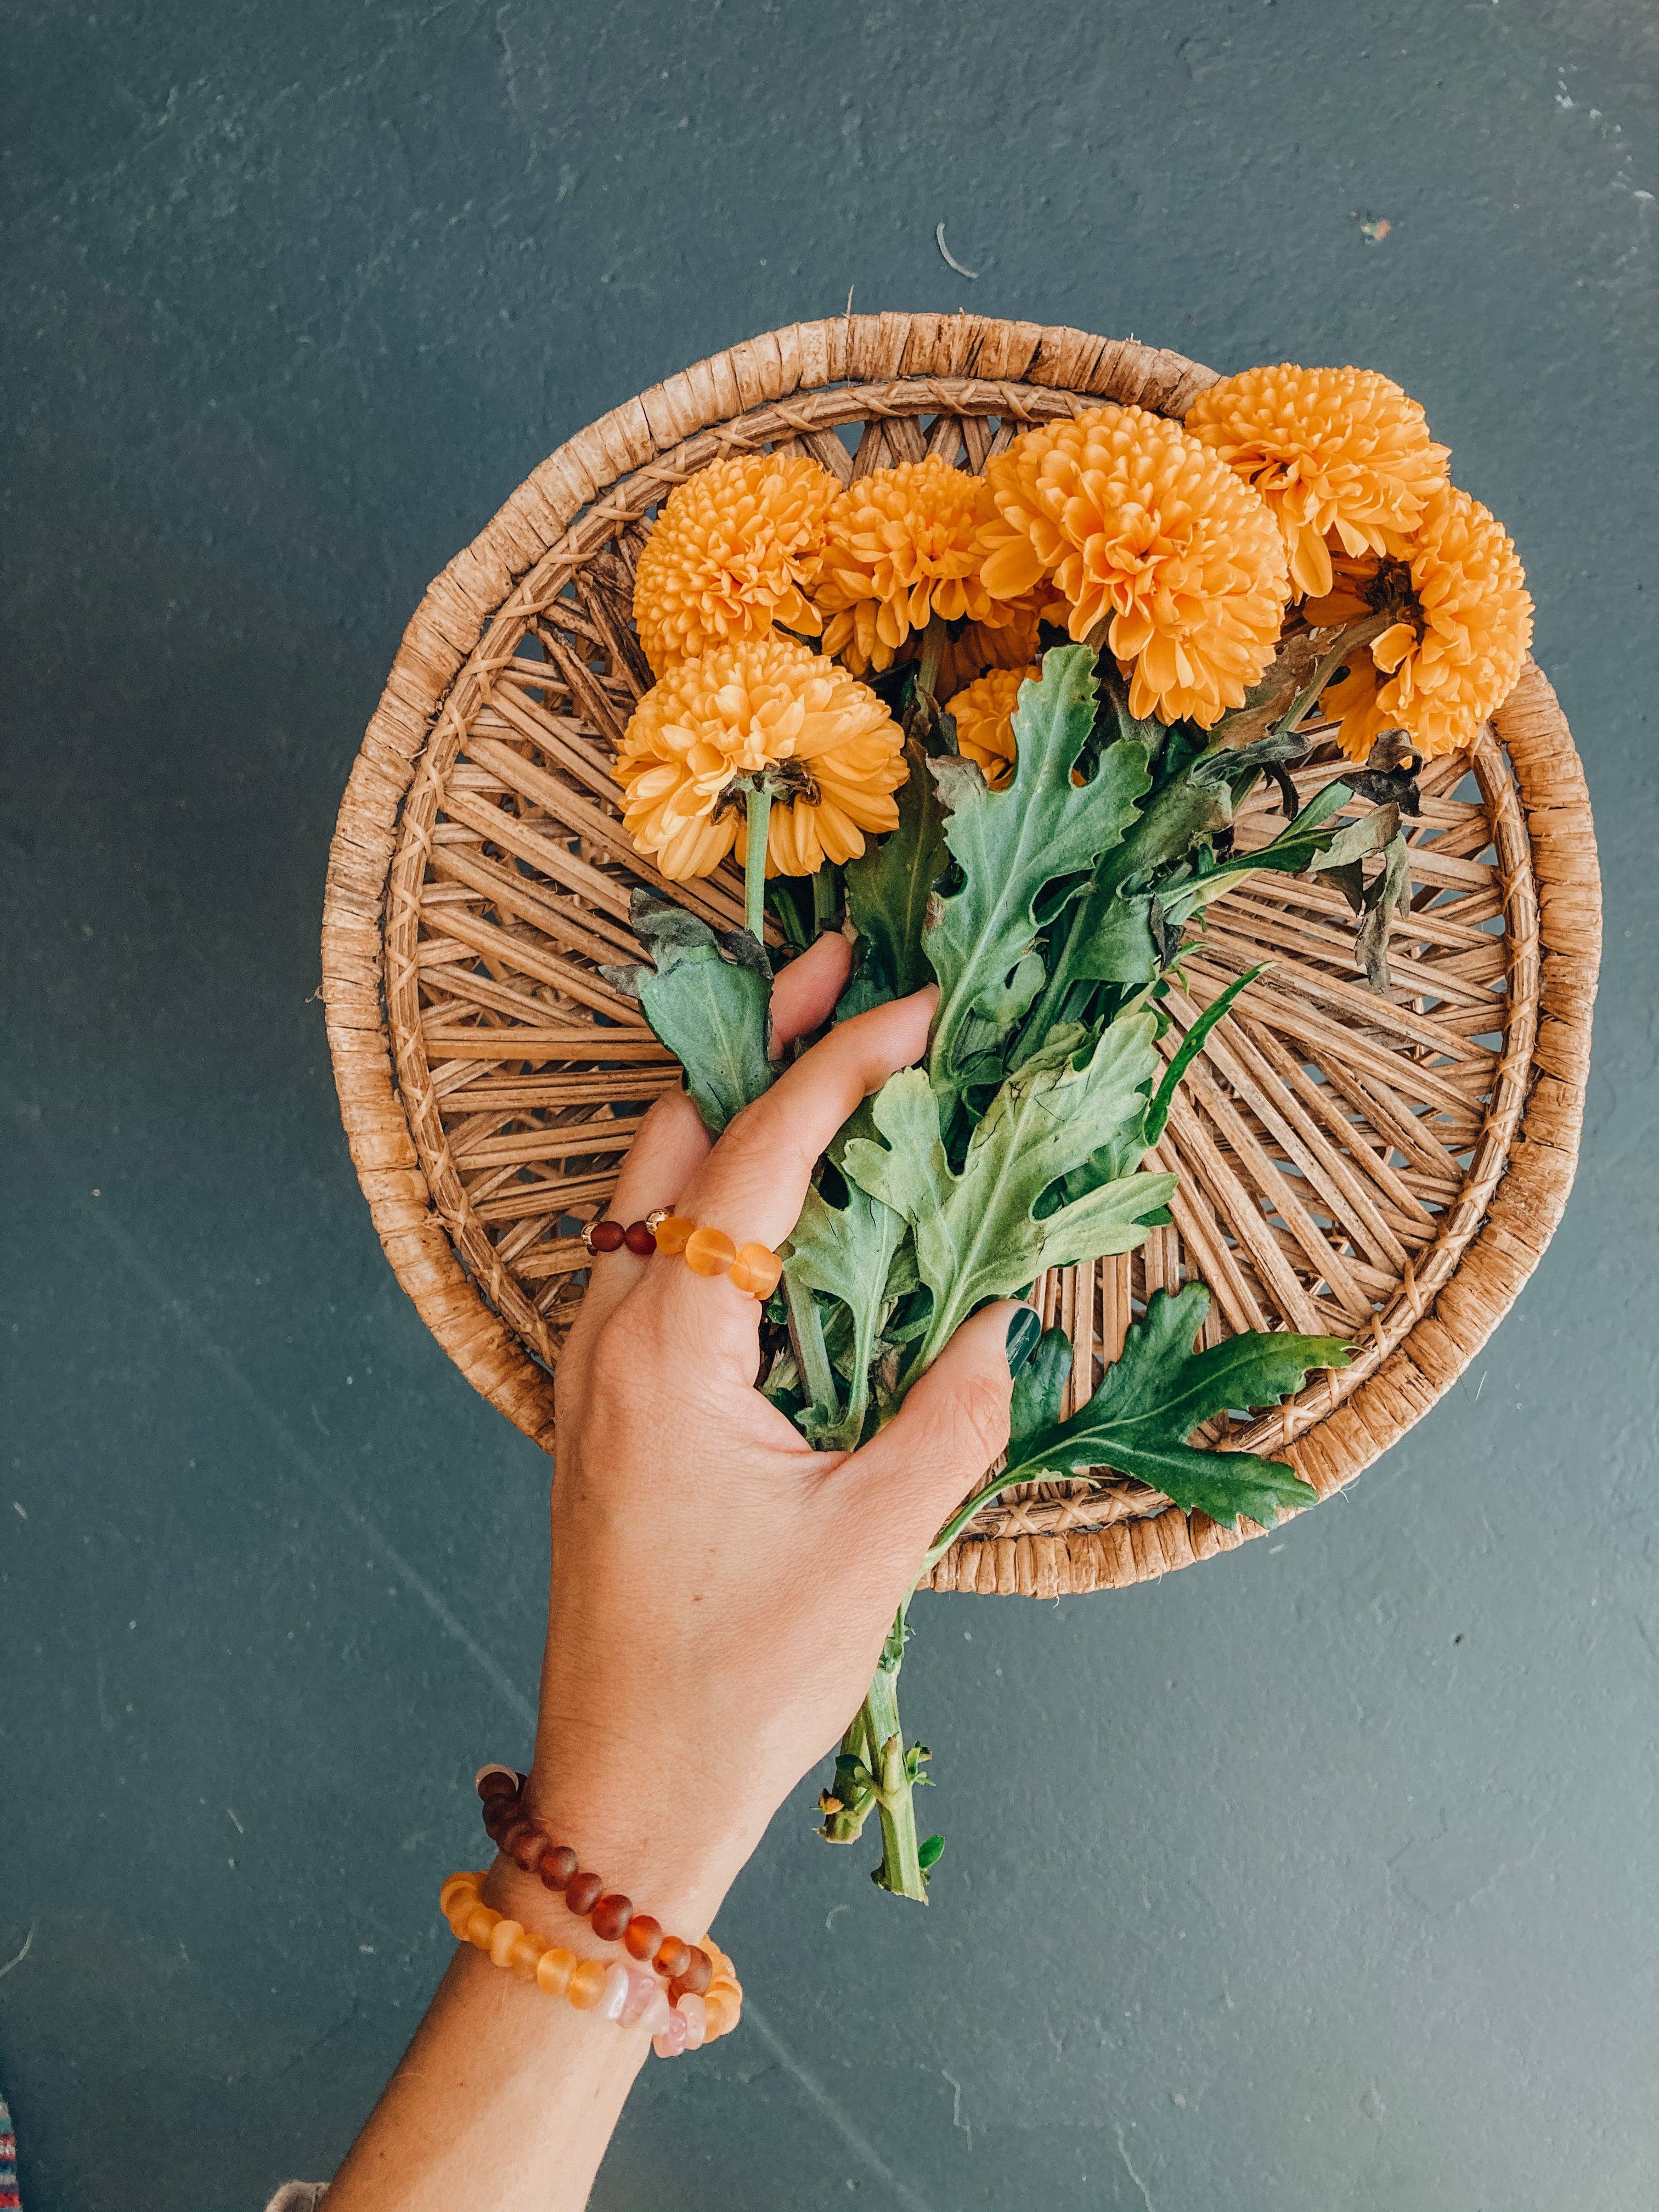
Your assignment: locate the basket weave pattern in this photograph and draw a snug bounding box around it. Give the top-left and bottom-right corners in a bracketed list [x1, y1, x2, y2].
[321, 314, 1600, 1597]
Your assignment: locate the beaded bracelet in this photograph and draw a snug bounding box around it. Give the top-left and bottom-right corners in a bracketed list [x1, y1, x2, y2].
[477, 1768, 715, 2002]
[441, 1871, 742, 2056]
[580, 1209, 782, 1299]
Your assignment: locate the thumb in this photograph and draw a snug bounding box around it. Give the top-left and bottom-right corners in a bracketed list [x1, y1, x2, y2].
[836, 1300, 1032, 1568]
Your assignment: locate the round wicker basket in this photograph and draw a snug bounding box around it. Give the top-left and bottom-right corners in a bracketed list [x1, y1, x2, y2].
[321, 313, 1600, 1598]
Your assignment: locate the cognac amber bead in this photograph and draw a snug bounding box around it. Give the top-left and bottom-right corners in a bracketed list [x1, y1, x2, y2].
[565, 1870, 605, 1916]
[654, 1934, 692, 1980]
[510, 1830, 546, 1874]
[588, 1219, 625, 1253]
[567, 1958, 608, 2010]
[728, 1242, 782, 1297]
[653, 1215, 695, 1256]
[623, 1220, 657, 1256]
[684, 1226, 737, 1277]
[678, 1946, 713, 1996]
[539, 1845, 579, 1891]
[591, 1892, 632, 1943]
[623, 1914, 663, 1962]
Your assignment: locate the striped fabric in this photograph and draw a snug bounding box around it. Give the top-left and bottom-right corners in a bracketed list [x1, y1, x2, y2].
[0, 2089, 20, 2212]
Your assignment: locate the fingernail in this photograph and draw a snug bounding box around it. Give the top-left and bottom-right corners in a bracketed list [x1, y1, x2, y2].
[1005, 1307, 1041, 1377]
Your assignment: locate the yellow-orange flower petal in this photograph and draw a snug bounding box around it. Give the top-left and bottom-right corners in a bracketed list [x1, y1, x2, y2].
[978, 404, 1290, 727]
[949, 666, 1037, 791]
[614, 634, 906, 879]
[1313, 486, 1533, 760]
[1184, 364, 1451, 600]
[810, 457, 1023, 675]
[631, 453, 839, 675]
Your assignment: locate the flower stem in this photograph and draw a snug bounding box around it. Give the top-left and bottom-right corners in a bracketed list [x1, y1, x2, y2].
[813, 861, 838, 934]
[1267, 612, 1390, 747]
[817, 1606, 929, 1900]
[744, 780, 772, 945]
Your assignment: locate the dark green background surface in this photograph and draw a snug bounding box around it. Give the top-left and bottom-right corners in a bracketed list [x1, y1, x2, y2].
[3, 3, 1655, 2205]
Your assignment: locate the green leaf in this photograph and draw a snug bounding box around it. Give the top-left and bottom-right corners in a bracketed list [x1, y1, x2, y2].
[842, 1015, 1177, 1368]
[840, 735, 951, 1018]
[923, 647, 1152, 1097]
[1009, 1326, 1073, 1452]
[1159, 781, 1356, 926]
[999, 1284, 1350, 1532]
[1355, 824, 1413, 991]
[604, 896, 773, 1135]
[1143, 963, 1266, 1147]
[917, 1833, 946, 1872]
[1068, 888, 1161, 988]
[783, 1177, 908, 1449]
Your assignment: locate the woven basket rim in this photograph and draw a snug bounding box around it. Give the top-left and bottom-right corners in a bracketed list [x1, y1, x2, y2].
[320, 312, 1602, 1598]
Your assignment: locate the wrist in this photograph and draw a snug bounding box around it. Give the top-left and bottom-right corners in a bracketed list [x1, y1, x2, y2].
[473, 1761, 743, 1960]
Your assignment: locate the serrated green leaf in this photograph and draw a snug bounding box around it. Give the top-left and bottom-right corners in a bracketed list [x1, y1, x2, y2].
[840, 734, 950, 1018]
[783, 1177, 908, 1449]
[616, 898, 774, 1135]
[1009, 1326, 1073, 1452]
[843, 1015, 1176, 1368]
[1069, 888, 1161, 987]
[923, 647, 1152, 1097]
[1000, 1284, 1350, 1532]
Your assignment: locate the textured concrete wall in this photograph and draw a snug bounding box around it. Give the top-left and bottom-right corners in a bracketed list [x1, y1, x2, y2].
[3, 3, 1655, 2206]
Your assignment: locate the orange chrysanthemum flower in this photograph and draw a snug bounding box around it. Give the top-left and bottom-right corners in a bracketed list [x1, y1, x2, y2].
[1184, 363, 1451, 600]
[950, 665, 1037, 791]
[923, 589, 1065, 701]
[614, 634, 907, 879]
[1306, 485, 1533, 760]
[978, 404, 1289, 729]
[810, 456, 1024, 675]
[631, 453, 838, 675]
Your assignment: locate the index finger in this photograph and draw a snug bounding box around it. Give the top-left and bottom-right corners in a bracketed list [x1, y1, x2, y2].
[674, 984, 936, 1256]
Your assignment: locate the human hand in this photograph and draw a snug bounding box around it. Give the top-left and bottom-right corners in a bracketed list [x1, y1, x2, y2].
[501, 932, 1023, 1940]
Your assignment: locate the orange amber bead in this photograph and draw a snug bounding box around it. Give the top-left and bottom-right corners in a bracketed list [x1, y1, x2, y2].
[567, 1958, 608, 2010]
[465, 1904, 496, 1949]
[624, 1914, 663, 1962]
[488, 1918, 524, 1970]
[684, 1226, 737, 1277]
[509, 1932, 543, 1980]
[727, 1243, 781, 1297]
[537, 1945, 576, 1996]
[678, 1946, 713, 1996]
[654, 1935, 692, 1979]
[653, 1215, 695, 1255]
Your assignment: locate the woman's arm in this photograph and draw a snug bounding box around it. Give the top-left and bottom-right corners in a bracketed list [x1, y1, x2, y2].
[324, 936, 1022, 2211]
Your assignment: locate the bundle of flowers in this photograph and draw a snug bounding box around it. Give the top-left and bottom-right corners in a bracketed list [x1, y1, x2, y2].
[606, 367, 1533, 1903]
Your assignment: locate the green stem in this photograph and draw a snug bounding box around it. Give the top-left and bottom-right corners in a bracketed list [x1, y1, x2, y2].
[744, 781, 772, 945]
[813, 860, 838, 934]
[784, 1261, 840, 1427]
[819, 1607, 928, 1898]
[1260, 613, 1391, 750]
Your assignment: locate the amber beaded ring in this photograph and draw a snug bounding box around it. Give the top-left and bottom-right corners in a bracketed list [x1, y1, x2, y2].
[580, 1210, 783, 1299]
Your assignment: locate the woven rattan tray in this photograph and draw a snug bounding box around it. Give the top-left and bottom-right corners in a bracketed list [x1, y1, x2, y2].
[321, 313, 1600, 1598]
